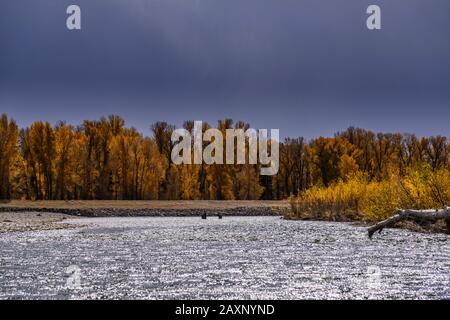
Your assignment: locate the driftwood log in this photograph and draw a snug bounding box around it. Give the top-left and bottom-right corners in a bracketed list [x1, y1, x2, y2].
[368, 206, 450, 239]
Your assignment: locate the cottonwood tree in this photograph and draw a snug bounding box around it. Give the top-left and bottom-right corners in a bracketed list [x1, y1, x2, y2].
[1, 113, 448, 201]
[0, 114, 19, 200]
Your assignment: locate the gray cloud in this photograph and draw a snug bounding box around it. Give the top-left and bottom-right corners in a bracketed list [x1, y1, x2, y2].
[1, 0, 449, 138]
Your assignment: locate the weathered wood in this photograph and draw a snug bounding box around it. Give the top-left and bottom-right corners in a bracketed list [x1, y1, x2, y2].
[368, 206, 450, 239]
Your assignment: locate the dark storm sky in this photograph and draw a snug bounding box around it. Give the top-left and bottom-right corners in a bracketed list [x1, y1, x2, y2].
[1, 0, 449, 139]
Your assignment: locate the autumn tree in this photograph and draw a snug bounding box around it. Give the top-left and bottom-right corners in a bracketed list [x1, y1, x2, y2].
[1, 112, 448, 202]
[19, 122, 56, 200]
[151, 121, 174, 199]
[0, 114, 19, 200]
[54, 122, 75, 199]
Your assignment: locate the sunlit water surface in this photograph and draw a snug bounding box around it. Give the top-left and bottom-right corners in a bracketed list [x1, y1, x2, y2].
[1, 216, 449, 299]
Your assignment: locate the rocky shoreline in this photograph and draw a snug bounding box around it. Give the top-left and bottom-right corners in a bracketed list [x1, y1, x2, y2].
[0, 211, 81, 233]
[0, 206, 281, 217]
[0, 206, 282, 233]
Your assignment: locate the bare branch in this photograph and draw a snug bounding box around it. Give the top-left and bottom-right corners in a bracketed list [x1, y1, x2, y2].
[368, 206, 450, 239]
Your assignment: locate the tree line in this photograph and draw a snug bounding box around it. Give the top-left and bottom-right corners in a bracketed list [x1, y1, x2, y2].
[0, 114, 448, 201]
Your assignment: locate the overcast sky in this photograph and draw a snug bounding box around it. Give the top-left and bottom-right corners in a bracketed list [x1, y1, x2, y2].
[1, 0, 449, 139]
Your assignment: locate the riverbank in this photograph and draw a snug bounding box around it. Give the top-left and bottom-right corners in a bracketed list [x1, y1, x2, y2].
[0, 201, 288, 233]
[2, 200, 446, 235]
[283, 211, 450, 235]
[0, 211, 80, 233]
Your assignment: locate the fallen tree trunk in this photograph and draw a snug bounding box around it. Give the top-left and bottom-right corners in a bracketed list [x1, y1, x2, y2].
[368, 206, 450, 239]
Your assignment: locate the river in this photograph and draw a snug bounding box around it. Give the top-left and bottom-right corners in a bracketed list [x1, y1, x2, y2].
[1, 216, 449, 299]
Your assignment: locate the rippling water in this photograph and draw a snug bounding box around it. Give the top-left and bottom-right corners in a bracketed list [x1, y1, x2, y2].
[1, 216, 449, 299]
